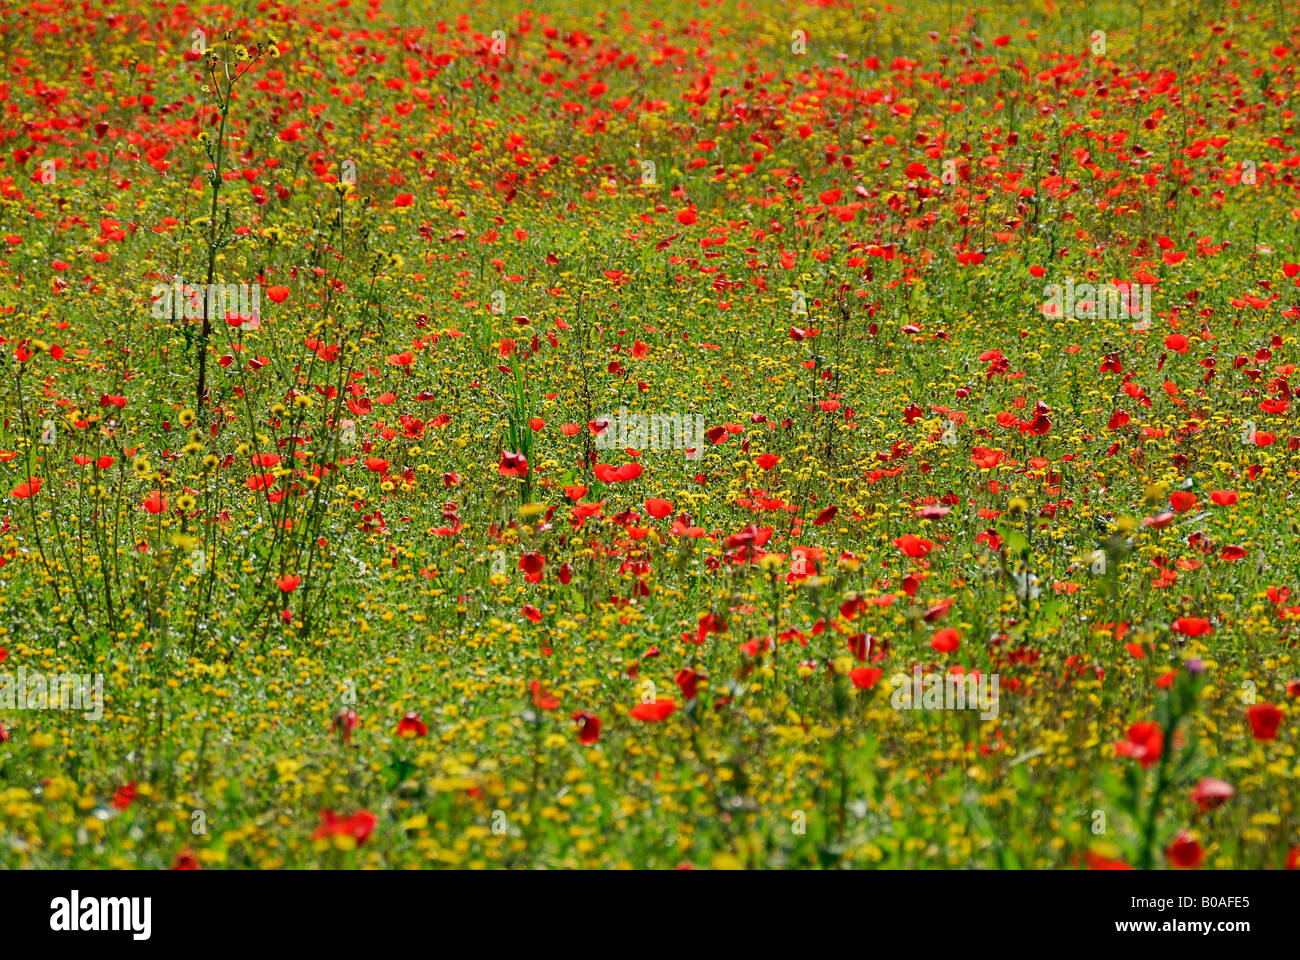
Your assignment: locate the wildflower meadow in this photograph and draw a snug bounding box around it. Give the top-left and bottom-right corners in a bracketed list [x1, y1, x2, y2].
[0, 0, 1298, 875]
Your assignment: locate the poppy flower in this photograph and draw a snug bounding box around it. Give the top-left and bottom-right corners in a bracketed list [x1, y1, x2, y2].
[593, 462, 642, 483]
[1247, 703, 1282, 740]
[674, 668, 699, 700]
[275, 575, 301, 593]
[519, 552, 545, 582]
[931, 628, 960, 653]
[11, 478, 41, 498]
[571, 712, 601, 744]
[313, 809, 377, 846]
[530, 681, 560, 710]
[113, 781, 138, 810]
[644, 497, 673, 518]
[631, 699, 677, 722]
[498, 450, 529, 478]
[142, 492, 167, 515]
[1143, 511, 1175, 529]
[333, 709, 360, 743]
[1190, 777, 1234, 812]
[694, 613, 727, 645]
[850, 667, 883, 689]
[1085, 850, 1134, 870]
[1171, 617, 1213, 637]
[396, 712, 428, 737]
[894, 534, 933, 558]
[1116, 721, 1164, 767]
[813, 505, 838, 526]
[171, 849, 201, 870]
[1165, 831, 1203, 868]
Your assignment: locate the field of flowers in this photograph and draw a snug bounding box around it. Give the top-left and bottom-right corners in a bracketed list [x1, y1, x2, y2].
[0, 0, 1298, 870]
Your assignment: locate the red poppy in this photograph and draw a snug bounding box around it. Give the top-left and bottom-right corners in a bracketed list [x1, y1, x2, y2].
[530, 681, 560, 710]
[644, 497, 673, 518]
[333, 709, 360, 743]
[1165, 831, 1203, 868]
[693, 613, 727, 645]
[171, 848, 201, 870]
[396, 712, 428, 738]
[1247, 703, 1283, 740]
[519, 552, 545, 582]
[850, 667, 883, 689]
[571, 712, 601, 744]
[594, 461, 643, 483]
[813, 505, 838, 526]
[631, 698, 676, 722]
[498, 450, 529, 478]
[674, 667, 699, 700]
[275, 574, 301, 593]
[142, 492, 167, 515]
[11, 478, 41, 498]
[894, 534, 933, 558]
[931, 628, 960, 654]
[1171, 616, 1213, 637]
[113, 781, 138, 810]
[1116, 721, 1164, 767]
[313, 809, 377, 845]
[1190, 777, 1234, 812]
[1085, 850, 1134, 870]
